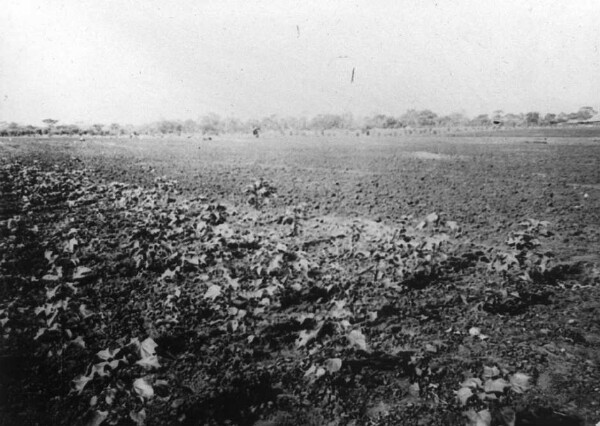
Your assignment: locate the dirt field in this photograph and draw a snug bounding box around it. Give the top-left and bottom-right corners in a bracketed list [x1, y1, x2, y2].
[1, 134, 600, 425]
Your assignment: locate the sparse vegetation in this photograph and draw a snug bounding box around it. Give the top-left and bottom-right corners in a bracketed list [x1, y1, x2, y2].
[0, 134, 599, 425]
[1, 106, 598, 138]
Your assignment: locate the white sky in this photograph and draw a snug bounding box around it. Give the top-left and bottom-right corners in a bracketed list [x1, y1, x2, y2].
[1, 0, 600, 125]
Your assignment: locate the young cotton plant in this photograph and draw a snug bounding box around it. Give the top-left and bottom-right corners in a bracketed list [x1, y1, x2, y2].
[456, 366, 531, 426]
[283, 203, 308, 236]
[487, 219, 555, 282]
[244, 178, 277, 210]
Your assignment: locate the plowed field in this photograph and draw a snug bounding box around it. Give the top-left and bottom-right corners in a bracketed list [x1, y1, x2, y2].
[1, 135, 599, 425]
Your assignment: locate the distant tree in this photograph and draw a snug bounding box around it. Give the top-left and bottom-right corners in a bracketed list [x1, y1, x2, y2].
[501, 113, 523, 127]
[121, 124, 136, 136]
[5, 122, 43, 137]
[25, 125, 42, 136]
[543, 113, 557, 125]
[199, 113, 222, 135]
[556, 112, 569, 123]
[363, 114, 385, 129]
[471, 114, 491, 126]
[310, 114, 349, 131]
[92, 124, 105, 135]
[7, 122, 22, 136]
[42, 119, 58, 127]
[280, 116, 300, 132]
[222, 117, 246, 133]
[157, 120, 182, 135]
[397, 109, 439, 127]
[550, 108, 596, 123]
[297, 116, 309, 131]
[417, 110, 438, 126]
[340, 112, 354, 129]
[492, 110, 505, 125]
[575, 106, 597, 120]
[383, 116, 401, 128]
[182, 119, 198, 133]
[42, 119, 58, 136]
[444, 112, 469, 127]
[364, 114, 401, 129]
[399, 109, 420, 127]
[109, 123, 123, 136]
[525, 112, 540, 126]
[55, 124, 80, 136]
[261, 115, 285, 133]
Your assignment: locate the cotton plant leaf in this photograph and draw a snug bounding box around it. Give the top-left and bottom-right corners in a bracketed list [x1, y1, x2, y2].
[133, 378, 154, 399]
[348, 329, 368, 351]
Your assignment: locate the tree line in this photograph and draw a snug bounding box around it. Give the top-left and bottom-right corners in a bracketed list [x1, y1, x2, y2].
[1, 107, 597, 137]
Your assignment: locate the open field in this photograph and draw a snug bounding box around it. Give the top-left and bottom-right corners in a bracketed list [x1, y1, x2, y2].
[5, 134, 598, 253]
[1, 134, 600, 425]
